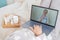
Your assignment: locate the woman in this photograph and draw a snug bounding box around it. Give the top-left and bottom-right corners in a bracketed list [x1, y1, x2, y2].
[39, 9, 48, 24]
[5, 25, 48, 40]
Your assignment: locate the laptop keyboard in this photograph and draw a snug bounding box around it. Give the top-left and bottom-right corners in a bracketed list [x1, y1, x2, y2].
[22, 21, 54, 36]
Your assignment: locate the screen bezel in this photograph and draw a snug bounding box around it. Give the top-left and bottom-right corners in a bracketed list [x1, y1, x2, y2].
[30, 5, 59, 28]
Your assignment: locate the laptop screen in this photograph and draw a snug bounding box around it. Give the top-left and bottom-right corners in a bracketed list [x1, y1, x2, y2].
[31, 5, 58, 27]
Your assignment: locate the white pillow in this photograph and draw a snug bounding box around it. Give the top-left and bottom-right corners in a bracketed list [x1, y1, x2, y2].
[33, 0, 42, 6]
[21, 0, 42, 19]
[14, 0, 42, 21]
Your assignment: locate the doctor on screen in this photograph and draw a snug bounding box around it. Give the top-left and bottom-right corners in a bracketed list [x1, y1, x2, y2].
[39, 9, 48, 23]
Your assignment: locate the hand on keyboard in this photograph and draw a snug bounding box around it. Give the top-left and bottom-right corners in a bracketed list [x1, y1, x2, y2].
[30, 25, 42, 36]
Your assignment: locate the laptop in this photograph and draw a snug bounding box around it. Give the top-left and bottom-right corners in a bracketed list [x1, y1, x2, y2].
[22, 5, 59, 35]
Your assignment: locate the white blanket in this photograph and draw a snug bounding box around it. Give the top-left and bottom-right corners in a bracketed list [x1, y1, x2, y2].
[5, 28, 49, 40]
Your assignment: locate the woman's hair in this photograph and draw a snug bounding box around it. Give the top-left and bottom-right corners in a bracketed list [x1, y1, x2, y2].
[43, 9, 48, 13]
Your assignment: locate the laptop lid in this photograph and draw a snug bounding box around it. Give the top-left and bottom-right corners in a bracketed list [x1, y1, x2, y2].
[30, 5, 59, 28]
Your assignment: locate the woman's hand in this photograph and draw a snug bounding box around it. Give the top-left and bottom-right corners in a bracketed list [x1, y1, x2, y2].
[30, 25, 42, 36]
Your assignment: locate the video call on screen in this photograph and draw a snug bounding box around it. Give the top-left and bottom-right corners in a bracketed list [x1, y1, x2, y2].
[31, 5, 58, 27]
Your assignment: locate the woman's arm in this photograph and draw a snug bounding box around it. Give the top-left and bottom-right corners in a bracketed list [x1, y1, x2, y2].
[39, 15, 45, 22]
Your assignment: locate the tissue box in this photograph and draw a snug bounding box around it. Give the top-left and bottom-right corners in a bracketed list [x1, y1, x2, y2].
[2, 14, 20, 28]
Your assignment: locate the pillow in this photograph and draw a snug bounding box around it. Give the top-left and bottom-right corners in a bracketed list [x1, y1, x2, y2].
[14, 0, 42, 21]
[14, 0, 25, 6]
[21, 0, 42, 19]
[33, 0, 42, 6]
